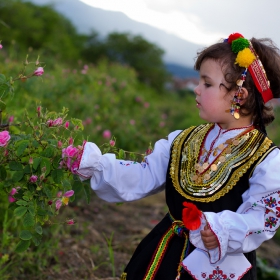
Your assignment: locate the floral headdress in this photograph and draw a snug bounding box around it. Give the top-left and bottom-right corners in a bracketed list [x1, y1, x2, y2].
[225, 33, 273, 104]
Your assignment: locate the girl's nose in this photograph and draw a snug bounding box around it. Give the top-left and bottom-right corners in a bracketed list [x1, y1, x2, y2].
[194, 85, 200, 95]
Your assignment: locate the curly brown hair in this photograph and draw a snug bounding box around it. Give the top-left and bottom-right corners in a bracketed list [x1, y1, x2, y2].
[194, 37, 280, 128]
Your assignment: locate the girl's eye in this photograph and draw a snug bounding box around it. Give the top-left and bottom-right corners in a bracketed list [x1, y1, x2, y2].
[204, 83, 211, 88]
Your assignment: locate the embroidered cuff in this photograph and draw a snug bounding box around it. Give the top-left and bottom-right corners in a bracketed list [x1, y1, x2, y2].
[189, 213, 229, 264]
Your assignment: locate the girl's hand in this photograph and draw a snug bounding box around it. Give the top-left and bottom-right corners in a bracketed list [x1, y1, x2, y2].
[200, 225, 219, 250]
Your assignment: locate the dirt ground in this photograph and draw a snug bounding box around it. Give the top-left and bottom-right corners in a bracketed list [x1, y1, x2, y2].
[43, 191, 280, 280]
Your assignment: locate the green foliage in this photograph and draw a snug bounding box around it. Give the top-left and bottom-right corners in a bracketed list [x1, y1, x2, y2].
[0, 0, 85, 61]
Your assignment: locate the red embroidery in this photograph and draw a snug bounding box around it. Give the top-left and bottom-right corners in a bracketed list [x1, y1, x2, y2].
[202, 266, 234, 280]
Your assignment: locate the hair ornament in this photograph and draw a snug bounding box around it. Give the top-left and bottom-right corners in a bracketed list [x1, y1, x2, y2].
[226, 32, 273, 103]
[235, 48, 256, 68]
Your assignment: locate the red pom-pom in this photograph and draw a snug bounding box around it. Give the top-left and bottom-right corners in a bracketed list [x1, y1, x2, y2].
[182, 202, 202, 230]
[227, 33, 244, 44]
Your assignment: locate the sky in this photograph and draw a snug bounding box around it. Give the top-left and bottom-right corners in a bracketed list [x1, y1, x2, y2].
[79, 0, 280, 47]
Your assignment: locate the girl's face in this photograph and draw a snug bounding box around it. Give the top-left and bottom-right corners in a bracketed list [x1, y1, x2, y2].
[194, 59, 236, 129]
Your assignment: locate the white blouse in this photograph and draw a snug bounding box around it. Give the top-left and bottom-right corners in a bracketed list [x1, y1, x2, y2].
[77, 123, 280, 279]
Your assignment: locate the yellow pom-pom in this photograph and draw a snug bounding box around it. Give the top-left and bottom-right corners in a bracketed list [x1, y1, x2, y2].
[235, 48, 256, 68]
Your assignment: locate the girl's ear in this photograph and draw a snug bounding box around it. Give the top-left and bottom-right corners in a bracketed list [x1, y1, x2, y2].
[240, 87, 249, 105]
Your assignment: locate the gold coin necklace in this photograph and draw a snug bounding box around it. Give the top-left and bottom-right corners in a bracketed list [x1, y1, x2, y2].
[192, 126, 254, 184]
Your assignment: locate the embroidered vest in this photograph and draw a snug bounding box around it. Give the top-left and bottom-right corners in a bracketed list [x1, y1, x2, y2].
[165, 124, 277, 218]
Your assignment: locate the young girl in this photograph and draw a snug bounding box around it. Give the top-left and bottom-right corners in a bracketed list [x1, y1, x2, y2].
[76, 33, 280, 279]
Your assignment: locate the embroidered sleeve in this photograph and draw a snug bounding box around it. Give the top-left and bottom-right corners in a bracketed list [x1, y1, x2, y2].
[190, 148, 280, 263]
[76, 130, 182, 202]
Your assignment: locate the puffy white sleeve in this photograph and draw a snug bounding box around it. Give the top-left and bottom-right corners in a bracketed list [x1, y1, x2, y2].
[76, 130, 182, 202]
[190, 147, 280, 264]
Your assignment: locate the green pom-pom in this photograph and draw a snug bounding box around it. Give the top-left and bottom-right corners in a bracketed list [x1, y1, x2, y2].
[231, 38, 250, 53]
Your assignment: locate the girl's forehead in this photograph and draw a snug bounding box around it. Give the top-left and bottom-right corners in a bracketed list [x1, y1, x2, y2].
[200, 59, 224, 77]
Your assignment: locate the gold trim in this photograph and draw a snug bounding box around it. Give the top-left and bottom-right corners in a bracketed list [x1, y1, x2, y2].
[170, 124, 273, 202]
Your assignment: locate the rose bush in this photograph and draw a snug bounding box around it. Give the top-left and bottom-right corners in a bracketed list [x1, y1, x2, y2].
[0, 50, 90, 253]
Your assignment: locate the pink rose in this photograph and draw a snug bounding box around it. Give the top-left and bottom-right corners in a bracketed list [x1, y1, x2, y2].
[10, 188, 17, 196]
[103, 129, 111, 139]
[109, 140, 115, 147]
[63, 190, 74, 197]
[29, 175, 38, 183]
[66, 219, 75, 225]
[46, 120, 53, 127]
[62, 145, 79, 159]
[8, 196, 16, 203]
[64, 121, 70, 129]
[33, 67, 44, 76]
[0, 131, 11, 147]
[57, 141, 62, 148]
[53, 117, 63, 126]
[0, 44, 3, 49]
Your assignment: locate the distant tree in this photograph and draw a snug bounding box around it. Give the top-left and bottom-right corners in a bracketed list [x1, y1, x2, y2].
[0, 0, 85, 62]
[82, 32, 169, 91]
[105, 33, 169, 91]
[81, 30, 107, 62]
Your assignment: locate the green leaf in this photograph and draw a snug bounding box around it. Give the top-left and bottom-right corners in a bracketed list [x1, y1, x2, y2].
[40, 158, 51, 175]
[0, 74, 6, 82]
[35, 225, 43, 235]
[19, 230, 32, 240]
[32, 233, 42, 246]
[23, 212, 35, 227]
[12, 171, 24, 182]
[9, 161, 23, 171]
[83, 183, 91, 204]
[0, 83, 9, 98]
[72, 180, 83, 196]
[0, 99, 6, 111]
[52, 155, 61, 169]
[118, 149, 125, 159]
[37, 208, 47, 216]
[28, 206, 35, 216]
[43, 186, 52, 199]
[71, 118, 84, 130]
[16, 140, 29, 156]
[14, 206, 27, 218]
[40, 146, 55, 158]
[33, 158, 41, 170]
[32, 140, 40, 148]
[16, 200, 28, 206]
[51, 169, 63, 184]
[62, 179, 71, 188]
[0, 165, 7, 180]
[23, 165, 31, 174]
[15, 240, 31, 253]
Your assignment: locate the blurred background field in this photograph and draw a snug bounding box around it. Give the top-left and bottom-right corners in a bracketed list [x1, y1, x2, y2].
[1, 0, 280, 279]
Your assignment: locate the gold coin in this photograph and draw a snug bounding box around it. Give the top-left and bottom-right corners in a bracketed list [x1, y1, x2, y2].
[211, 164, 217, 171]
[204, 173, 210, 180]
[219, 156, 226, 162]
[234, 112, 240, 119]
[225, 147, 232, 154]
[196, 177, 202, 184]
[218, 143, 225, 150]
[198, 166, 204, 173]
[202, 162, 209, 169]
[192, 174, 198, 181]
[233, 139, 239, 146]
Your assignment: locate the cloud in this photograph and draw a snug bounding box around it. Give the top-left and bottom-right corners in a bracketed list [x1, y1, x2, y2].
[80, 0, 280, 48]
